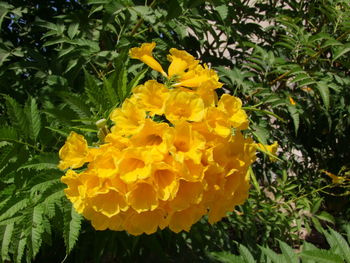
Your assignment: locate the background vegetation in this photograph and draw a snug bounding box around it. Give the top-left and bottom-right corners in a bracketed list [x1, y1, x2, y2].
[0, 0, 349, 262]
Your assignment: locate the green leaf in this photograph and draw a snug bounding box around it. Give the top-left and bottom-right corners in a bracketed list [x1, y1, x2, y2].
[127, 68, 148, 95]
[311, 198, 323, 214]
[31, 205, 44, 258]
[324, 228, 350, 262]
[83, 68, 105, 112]
[0, 197, 30, 222]
[67, 22, 79, 39]
[287, 105, 300, 135]
[0, 48, 11, 66]
[3, 95, 29, 139]
[166, 0, 182, 20]
[0, 126, 18, 141]
[215, 5, 228, 21]
[117, 66, 128, 101]
[0, 2, 13, 28]
[103, 73, 119, 107]
[1, 223, 14, 261]
[278, 239, 299, 263]
[15, 231, 27, 263]
[209, 251, 242, 263]
[61, 92, 92, 119]
[260, 246, 284, 263]
[315, 211, 335, 223]
[316, 81, 330, 110]
[0, 144, 16, 174]
[29, 98, 41, 141]
[63, 205, 83, 254]
[239, 244, 256, 263]
[43, 37, 68, 47]
[300, 249, 343, 263]
[333, 43, 350, 62]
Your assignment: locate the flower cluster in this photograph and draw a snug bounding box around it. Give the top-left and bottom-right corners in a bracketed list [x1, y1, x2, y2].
[59, 43, 258, 235]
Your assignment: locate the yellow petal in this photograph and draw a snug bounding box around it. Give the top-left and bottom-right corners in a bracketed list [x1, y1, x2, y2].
[124, 209, 166, 235]
[132, 80, 169, 116]
[126, 182, 158, 212]
[90, 189, 128, 218]
[164, 90, 205, 122]
[58, 132, 89, 170]
[129, 42, 167, 76]
[168, 205, 205, 233]
[167, 48, 198, 77]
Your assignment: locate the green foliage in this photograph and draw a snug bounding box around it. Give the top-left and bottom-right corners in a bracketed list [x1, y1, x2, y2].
[210, 225, 350, 263]
[0, 0, 350, 262]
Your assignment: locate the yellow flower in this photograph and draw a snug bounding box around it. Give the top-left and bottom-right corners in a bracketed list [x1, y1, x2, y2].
[164, 89, 205, 122]
[58, 132, 89, 170]
[129, 42, 167, 77]
[61, 169, 101, 213]
[130, 118, 172, 154]
[169, 179, 203, 211]
[289, 96, 296, 105]
[168, 205, 206, 233]
[117, 147, 162, 183]
[89, 189, 128, 217]
[170, 120, 205, 164]
[217, 94, 248, 130]
[205, 107, 231, 138]
[256, 141, 279, 162]
[126, 182, 158, 212]
[109, 98, 146, 135]
[322, 170, 346, 184]
[124, 209, 167, 235]
[132, 80, 169, 116]
[151, 162, 179, 201]
[130, 44, 222, 90]
[167, 48, 198, 77]
[173, 64, 222, 89]
[60, 44, 259, 236]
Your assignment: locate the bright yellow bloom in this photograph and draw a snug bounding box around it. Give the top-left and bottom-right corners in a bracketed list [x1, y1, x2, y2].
[169, 180, 203, 211]
[151, 162, 179, 201]
[58, 132, 89, 170]
[168, 205, 206, 233]
[218, 94, 248, 130]
[124, 209, 167, 235]
[167, 48, 198, 77]
[132, 80, 169, 116]
[130, 118, 172, 154]
[170, 121, 205, 164]
[322, 170, 346, 184]
[129, 42, 167, 77]
[109, 98, 146, 136]
[164, 89, 205, 122]
[126, 182, 158, 212]
[59, 43, 259, 236]
[289, 96, 296, 105]
[117, 147, 162, 183]
[90, 189, 128, 217]
[173, 64, 222, 89]
[256, 141, 279, 162]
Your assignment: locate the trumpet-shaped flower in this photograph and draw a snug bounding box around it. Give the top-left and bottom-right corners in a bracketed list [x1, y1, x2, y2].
[129, 42, 167, 77]
[167, 48, 198, 77]
[132, 80, 169, 116]
[58, 132, 89, 170]
[110, 98, 146, 136]
[164, 90, 205, 122]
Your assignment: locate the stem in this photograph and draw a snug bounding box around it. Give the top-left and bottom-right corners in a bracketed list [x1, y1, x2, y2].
[4, 139, 44, 153]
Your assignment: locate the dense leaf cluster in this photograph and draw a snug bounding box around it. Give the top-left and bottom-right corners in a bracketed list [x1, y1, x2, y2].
[0, 0, 349, 262]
